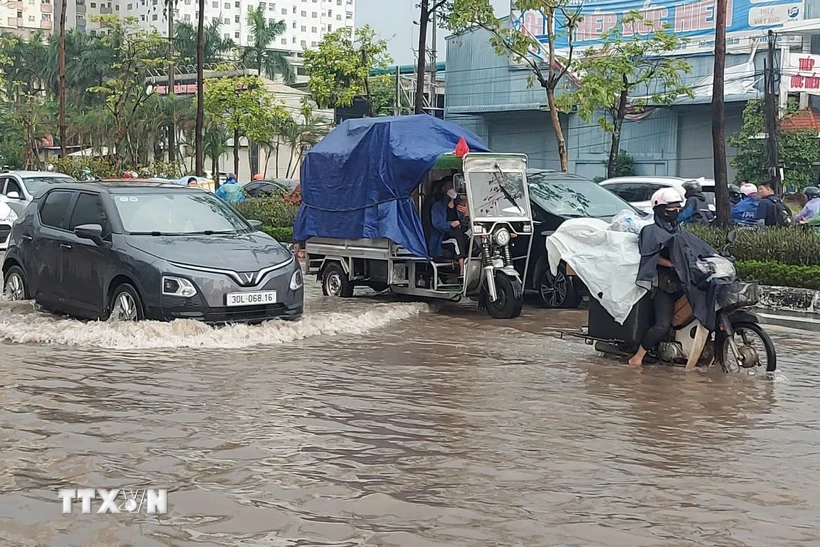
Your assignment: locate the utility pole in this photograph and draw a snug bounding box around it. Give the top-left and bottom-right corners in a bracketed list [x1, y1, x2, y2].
[765, 30, 781, 194]
[394, 65, 401, 116]
[430, 9, 437, 117]
[167, 1, 176, 164]
[711, 0, 729, 227]
[194, 0, 205, 176]
[415, 0, 430, 114]
[58, 0, 67, 158]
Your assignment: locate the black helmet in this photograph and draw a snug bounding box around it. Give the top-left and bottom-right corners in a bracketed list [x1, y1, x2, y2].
[804, 186, 820, 199]
[729, 184, 742, 195]
[682, 179, 702, 193]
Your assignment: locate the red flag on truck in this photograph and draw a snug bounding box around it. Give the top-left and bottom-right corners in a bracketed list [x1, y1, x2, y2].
[455, 137, 469, 158]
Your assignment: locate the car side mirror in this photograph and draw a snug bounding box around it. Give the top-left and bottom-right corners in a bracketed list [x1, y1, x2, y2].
[74, 223, 104, 246]
[247, 219, 263, 231]
[6, 191, 20, 199]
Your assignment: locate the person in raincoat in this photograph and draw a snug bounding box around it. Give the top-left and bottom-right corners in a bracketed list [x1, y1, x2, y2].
[427, 177, 468, 276]
[678, 179, 714, 225]
[215, 173, 245, 205]
[731, 183, 759, 226]
[793, 186, 820, 224]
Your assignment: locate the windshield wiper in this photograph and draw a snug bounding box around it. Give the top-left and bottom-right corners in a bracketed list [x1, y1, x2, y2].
[130, 231, 166, 236]
[493, 164, 521, 211]
[188, 230, 236, 235]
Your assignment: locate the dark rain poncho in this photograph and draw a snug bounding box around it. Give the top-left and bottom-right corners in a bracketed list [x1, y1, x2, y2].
[637, 214, 731, 330]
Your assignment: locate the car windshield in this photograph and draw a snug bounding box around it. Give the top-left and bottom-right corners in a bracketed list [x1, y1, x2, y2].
[22, 176, 74, 193]
[114, 193, 250, 234]
[467, 170, 530, 218]
[529, 177, 636, 219]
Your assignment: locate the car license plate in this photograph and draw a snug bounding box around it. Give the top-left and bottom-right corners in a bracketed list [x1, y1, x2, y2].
[226, 291, 277, 307]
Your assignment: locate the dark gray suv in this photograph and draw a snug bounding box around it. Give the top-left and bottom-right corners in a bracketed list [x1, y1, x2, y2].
[2, 182, 303, 323]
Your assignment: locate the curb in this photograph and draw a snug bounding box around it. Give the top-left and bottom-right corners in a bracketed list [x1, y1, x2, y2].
[759, 284, 820, 315]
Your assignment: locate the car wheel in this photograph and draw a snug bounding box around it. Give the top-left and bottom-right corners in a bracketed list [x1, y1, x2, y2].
[538, 263, 582, 309]
[3, 266, 29, 301]
[321, 262, 354, 297]
[108, 283, 145, 322]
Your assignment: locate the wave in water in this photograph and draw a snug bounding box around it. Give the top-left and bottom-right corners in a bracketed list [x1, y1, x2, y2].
[0, 300, 428, 349]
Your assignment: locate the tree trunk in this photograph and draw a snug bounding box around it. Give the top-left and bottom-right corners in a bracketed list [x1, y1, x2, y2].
[545, 86, 567, 172]
[608, 87, 629, 179]
[414, 0, 429, 114]
[247, 139, 254, 177]
[712, 0, 730, 227]
[167, 1, 176, 164]
[233, 127, 240, 176]
[274, 142, 280, 177]
[58, 0, 67, 158]
[194, 0, 205, 176]
[211, 153, 219, 189]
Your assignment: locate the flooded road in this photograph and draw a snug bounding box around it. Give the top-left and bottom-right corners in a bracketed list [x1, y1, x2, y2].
[0, 282, 818, 546]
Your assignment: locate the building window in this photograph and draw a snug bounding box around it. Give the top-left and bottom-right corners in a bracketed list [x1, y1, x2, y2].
[16, 9, 22, 17]
[224, 2, 229, 8]
[268, 3, 274, 9]
[283, 38, 288, 45]
[311, 41, 317, 46]
[224, 32, 229, 39]
[152, 14, 158, 20]
[300, 25, 305, 31]
[300, 39, 306, 46]
[300, 10, 306, 16]
[281, 8, 286, 14]
[235, 1, 239, 6]
[235, 31, 240, 38]
[90, 2, 95, 6]
[311, 11, 316, 17]
[28, 15, 35, 21]
[259, 1, 266, 8]
[43, 13, 52, 20]
[184, 13, 190, 20]
[234, 14, 239, 21]
[327, 24, 332, 31]
[335, 14, 340, 19]
[297, 67, 306, 75]
[311, 26, 316, 32]
[127, 3, 132, 8]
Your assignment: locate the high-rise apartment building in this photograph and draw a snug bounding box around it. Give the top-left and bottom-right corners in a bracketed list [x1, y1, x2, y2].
[0, 0, 56, 37]
[79, 0, 355, 50]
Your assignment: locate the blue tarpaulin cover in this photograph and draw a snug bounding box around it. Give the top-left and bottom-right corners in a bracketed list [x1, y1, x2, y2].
[293, 115, 490, 258]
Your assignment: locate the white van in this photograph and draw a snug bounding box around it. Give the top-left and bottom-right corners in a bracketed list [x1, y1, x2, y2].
[600, 176, 716, 215]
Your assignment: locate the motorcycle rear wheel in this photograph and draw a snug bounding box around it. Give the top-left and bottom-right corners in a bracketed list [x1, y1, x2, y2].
[718, 321, 777, 373]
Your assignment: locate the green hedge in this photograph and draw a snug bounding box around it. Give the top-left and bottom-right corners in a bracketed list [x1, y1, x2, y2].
[687, 225, 820, 266]
[262, 226, 293, 243]
[234, 196, 298, 228]
[735, 260, 820, 290]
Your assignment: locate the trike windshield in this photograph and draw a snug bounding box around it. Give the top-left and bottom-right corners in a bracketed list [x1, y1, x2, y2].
[467, 170, 530, 220]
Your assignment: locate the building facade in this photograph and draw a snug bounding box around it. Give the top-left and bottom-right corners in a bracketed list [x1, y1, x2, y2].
[0, 0, 56, 37]
[78, 0, 354, 49]
[444, 3, 820, 183]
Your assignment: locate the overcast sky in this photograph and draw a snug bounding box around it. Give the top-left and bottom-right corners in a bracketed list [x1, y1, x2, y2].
[356, 0, 510, 65]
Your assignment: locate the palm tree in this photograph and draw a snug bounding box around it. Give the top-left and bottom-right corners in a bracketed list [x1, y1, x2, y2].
[241, 7, 295, 84]
[174, 20, 235, 68]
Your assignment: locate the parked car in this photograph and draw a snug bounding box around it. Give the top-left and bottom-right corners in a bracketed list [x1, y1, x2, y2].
[0, 200, 15, 251]
[242, 179, 297, 198]
[599, 176, 715, 215]
[0, 170, 76, 216]
[510, 169, 645, 308]
[2, 182, 303, 323]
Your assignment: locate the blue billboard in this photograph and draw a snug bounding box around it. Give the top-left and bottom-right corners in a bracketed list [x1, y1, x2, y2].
[513, 0, 803, 57]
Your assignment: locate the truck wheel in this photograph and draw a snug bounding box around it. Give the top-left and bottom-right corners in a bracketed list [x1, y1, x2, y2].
[322, 262, 354, 297]
[486, 274, 523, 319]
[538, 263, 581, 309]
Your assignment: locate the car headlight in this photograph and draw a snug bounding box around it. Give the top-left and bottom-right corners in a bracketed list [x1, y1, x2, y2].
[472, 225, 485, 235]
[162, 276, 197, 297]
[495, 228, 511, 246]
[522, 223, 532, 233]
[290, 268, 304, 290]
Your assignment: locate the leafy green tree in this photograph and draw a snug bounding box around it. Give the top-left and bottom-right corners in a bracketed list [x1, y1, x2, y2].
[202, 75, 289, 176]
[87, 16, 166, 169]
[303, 25, 392, 117]
[445, 0, 580, 171]
[730, 100, 820, 191]
[241, 7, 294, 83]
[562, 11, 693, 179]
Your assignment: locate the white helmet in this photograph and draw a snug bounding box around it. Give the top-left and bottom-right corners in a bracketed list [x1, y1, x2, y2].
[740, 183, 757, 196]
[651, 188, 684, 208]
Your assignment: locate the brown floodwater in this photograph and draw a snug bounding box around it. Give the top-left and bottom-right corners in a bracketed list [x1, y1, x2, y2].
[0, 283, 816, 546]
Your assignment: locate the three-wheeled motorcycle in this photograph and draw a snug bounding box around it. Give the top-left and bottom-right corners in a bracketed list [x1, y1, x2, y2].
[305, 152, 534, 318]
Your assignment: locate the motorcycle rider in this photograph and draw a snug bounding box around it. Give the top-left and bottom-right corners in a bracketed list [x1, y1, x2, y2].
[729, 184, 743, 205]
[629, 188, 685, 366]
[793, 186, 820, 224]
[731, 183, 759, 226]
[678, 179, 715, 225]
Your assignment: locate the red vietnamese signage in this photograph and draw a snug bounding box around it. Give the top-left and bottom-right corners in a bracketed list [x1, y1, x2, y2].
[152, 80, 254, 96]
[788, 53, 820, 94]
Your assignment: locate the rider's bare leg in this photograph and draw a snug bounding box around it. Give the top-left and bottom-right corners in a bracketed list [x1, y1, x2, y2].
[458, 257, 464, 276]
[629, 346, 647, 366]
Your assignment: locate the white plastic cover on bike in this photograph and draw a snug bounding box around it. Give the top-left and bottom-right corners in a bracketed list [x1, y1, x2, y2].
[546, 218, 647, 325]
